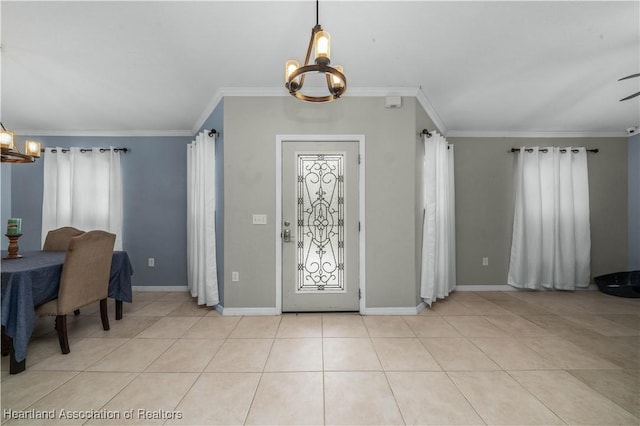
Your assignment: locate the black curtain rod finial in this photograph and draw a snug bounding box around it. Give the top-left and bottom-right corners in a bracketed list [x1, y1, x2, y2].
[208, 129, 217, 137]
[420, 129, 432, 138]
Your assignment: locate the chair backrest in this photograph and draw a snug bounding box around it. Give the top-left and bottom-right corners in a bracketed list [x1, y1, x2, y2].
[57, 230, 116, 314]
[43, 227, 86, 251]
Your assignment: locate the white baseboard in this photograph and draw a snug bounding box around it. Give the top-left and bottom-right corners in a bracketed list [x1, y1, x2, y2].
[456, 285, 517, 292]
[362, 305, 424, 315]
[455, 284, 598, 291]
[132, 286, 189, 292]
[130, 285, 599, 318]
[221, 307, 280, 316]
[221, 305, 425, 316]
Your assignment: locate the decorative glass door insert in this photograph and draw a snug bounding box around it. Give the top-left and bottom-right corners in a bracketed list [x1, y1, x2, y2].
[296, 153, 346, 293]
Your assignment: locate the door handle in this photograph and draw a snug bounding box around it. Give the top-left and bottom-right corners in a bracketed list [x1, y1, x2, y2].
[283, 228, 292, 243]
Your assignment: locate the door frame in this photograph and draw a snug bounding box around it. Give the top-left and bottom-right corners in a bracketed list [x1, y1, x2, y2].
[275, 134, 366, 314]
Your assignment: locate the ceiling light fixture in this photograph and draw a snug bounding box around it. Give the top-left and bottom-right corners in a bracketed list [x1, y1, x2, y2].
[1, 122, 41, 163]
[284, 0, 346, 102]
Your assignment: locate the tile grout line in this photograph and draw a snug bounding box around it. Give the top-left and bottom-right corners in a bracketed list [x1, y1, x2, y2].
[241, 315, 279, 425]
[163, 311, 232, 423]
[4, 291, 639, 425]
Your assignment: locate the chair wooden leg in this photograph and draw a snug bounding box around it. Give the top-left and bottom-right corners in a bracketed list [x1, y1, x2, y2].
[55, 315, 70, 354]
[100, 298, 110, 331]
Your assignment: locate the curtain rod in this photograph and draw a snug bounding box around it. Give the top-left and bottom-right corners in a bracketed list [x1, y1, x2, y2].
[510, 148, 599, 154]
[208, 129, 217, 137]
[42, 147, 129, 154]
[420, 128, 452, 149]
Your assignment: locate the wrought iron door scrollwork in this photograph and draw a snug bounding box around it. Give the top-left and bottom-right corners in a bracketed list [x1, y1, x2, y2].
[296, 153, 345, 292]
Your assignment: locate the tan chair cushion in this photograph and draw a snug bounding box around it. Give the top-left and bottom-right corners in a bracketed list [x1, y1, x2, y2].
[36, 230, 116, 316]
[43, 227, 85, 251]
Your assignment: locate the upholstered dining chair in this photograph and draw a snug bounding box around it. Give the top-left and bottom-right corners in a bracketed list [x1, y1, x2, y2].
[43, 226, 85, 251]
[43, 227, 87, 316]
[36, 230, 116, 354]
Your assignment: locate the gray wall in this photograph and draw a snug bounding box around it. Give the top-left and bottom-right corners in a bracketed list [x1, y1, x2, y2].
[217, 97, 630, 310]
[629, 133, 640, 270]
[450, 137, 629, 285]
[8, 135, 191, 286]
[222, 96, 418, 309]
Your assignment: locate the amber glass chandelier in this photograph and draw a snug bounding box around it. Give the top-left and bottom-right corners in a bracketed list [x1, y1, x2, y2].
[284, 0, 346, 102]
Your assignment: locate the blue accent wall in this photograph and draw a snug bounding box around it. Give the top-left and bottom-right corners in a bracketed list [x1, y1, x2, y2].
[9, 135, 191, 286]
[630, 133, 640, 269]
[1, 165, 12, 250]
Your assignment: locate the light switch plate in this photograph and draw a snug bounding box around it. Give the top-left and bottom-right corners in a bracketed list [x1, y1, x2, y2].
[252, 214, 267, 225]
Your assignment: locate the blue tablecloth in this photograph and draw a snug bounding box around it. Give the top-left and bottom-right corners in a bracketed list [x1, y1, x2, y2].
[1, 250, 133, 363]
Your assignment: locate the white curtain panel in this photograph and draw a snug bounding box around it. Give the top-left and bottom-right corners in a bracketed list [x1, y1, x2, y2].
[421, 132, 456, 306]
[41, 147, 123, 250]
[508, 147, 591, 290]
[187, 131, 219, 306]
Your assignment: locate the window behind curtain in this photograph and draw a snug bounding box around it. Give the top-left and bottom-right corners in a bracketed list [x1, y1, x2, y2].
[41, 147, 123, 250]
[507, 146, 590, 289]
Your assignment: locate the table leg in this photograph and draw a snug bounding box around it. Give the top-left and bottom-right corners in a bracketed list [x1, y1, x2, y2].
[116, 300, 123, 320]
[9, 342, 26, 374]
[3, 326, 26, 373]
[2, 326, 10, 357]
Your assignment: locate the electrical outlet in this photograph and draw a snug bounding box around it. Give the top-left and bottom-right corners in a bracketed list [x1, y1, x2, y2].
[148, 257, 155, 267]
[482, 257, 489, 266]
[232, 271, 239, 282]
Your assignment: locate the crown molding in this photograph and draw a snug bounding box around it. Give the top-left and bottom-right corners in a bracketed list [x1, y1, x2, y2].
[446, 130, 630, 138]
[192, 86, 632, 140]
[415, 88, 448, 136]
[192, 88, 225, 135]
[13, 130, 193, 137]
[192, 86, 434, 135]
[19, 87, 629, 139]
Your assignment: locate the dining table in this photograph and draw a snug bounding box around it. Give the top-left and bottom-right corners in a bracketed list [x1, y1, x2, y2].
[1, 250, 133, 374]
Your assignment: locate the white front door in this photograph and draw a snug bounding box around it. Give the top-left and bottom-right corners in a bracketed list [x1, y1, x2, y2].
[281, 140, 359, 312]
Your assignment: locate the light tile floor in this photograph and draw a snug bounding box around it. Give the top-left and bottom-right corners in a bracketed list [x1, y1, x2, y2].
[1, 290, 638, 425]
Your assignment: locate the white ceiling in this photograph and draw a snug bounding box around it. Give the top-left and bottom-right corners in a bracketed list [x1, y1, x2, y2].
[1, 1, 639, 137]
